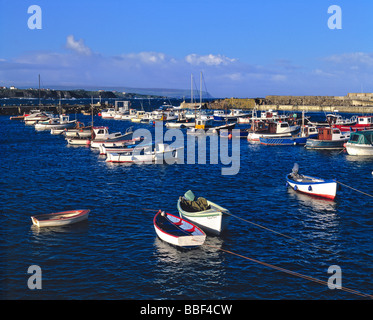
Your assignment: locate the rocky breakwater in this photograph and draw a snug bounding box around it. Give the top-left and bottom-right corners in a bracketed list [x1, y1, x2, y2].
[261, 95, 373, 113]
[209, 95, 373, 114]
[208, 98, 257, 110]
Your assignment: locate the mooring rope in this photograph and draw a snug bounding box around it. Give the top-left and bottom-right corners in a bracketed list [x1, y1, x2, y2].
[337, 181, 373, 198]
[144, 208, 372, 298]
[203, 243, 373, 299]
[145, 207, 372, 267]
[224, 211, 366, 265]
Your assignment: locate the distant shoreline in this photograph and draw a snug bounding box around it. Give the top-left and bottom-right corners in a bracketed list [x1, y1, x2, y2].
[0, 87, 165, 100]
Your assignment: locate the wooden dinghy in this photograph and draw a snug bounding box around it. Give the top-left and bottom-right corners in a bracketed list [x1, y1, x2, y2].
[286, 163, 337, 200]
[31, 209, 90, 227]
[153, 210, 206, 248]
[177, 190, 231, 235]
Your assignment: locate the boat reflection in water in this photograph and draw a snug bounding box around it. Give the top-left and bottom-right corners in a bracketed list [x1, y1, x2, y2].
[152, 236, 227, 298]
[30, 219, 90, 237]
[287, 187, 337, 214]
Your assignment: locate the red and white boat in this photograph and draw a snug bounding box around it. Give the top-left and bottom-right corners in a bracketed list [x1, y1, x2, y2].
[153, 210, 206, 248]
[334, 115, 373, 132]
[286, 164, 337, 200]
[31, 209, 90, 227]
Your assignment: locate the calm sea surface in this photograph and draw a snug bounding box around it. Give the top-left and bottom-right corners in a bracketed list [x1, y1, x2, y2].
[1, 101, 372, 300]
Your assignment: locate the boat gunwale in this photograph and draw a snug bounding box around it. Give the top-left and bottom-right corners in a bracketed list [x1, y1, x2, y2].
[286, 174, 336, 186]
[31, 209, 90, 222]
[153, 211, 205, 239]
[177, 199, 229, 217]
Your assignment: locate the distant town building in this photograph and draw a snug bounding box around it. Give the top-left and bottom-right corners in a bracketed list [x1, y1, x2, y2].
[347, 93, 373, 99]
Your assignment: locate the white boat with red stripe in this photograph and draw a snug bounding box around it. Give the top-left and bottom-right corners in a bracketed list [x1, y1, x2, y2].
[286, 164, 337, 200]
[153, 210, 206, 248]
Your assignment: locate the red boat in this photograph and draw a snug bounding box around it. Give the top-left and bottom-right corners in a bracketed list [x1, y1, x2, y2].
[333, 116, 373, 132]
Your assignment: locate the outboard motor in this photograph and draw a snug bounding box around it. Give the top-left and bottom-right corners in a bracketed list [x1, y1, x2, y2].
[292, 163, 299, 175]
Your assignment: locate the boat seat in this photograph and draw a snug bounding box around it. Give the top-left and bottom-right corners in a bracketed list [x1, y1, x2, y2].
[156, 215, 187, 236]
[185, 226, 195, 233]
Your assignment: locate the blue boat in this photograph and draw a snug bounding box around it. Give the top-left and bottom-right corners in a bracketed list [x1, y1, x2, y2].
[213, 109, 247, 122]
[260, 125, 318, 146]
[305, 127, 349, 150]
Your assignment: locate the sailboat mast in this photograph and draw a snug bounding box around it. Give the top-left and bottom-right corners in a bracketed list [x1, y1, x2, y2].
[191, 73, 193, 105]
[200, 71, 202, 108]
[38, 74, 41, 108]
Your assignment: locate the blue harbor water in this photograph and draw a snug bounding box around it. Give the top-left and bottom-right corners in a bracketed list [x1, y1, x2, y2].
[1, 101, 372, 300]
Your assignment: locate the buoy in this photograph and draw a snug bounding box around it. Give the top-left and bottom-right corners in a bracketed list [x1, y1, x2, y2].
[228, 133, 232, 139]
[294, 185, 298, 191]
[308, 186, 312, 191]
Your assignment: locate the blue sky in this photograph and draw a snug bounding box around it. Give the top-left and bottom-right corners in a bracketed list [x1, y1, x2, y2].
[1, 0, 373, 98]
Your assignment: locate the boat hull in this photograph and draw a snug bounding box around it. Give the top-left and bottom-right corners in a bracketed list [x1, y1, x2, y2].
[286, 174, 337, 200]
[260, 136, 310, 146]
[305, 138, 348, 149]
[35, 121, 77, 131]
[165, 121, 195, 128]
[345, 143, 373, 156]
[153, 211, 206, 248]
[66, 138, 91, 145]
[177, 199, 231, 235]
[105, 146, 178, 163]
[31, 209, 90, 227]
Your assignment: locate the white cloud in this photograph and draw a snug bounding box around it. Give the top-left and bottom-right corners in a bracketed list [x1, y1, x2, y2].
[271, 74, 287, 82]
[325, 52, 373, 66]
[66, 35, 92, 56]
[185, 53, 236, 66]
[122, 52, 167, 64]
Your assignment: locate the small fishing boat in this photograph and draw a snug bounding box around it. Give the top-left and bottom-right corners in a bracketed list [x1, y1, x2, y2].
[66, 137, 91, 146]
[34, 115, 77, 131]
[311, 113, 358, 128]
[305, 127, 349, 150]
[24, 112, 54, 125]
[10, 109, 41, 120]
[105, 143, 181, 163]
[336, 115, 373, 132]
[90, 126, 134, 148]
[247, 121, 299, 142]
[165, 112, 195, 128]
[121, 108, 137, 120]
[63, 122, 92, 138]
[213, 109, 247, 122]
[187, 118, 235, 135]
[153, 210, 206, 248]
[31, 209, 90, 227]
[344, 130, 373, 156]
[177, 190, 231, 235]
[98, 143, 138, 155]
[101, 108, 116, 119]
[260, 125, 318, 146]
[286, 164, 337, 200]
[131, 110, 146, 123]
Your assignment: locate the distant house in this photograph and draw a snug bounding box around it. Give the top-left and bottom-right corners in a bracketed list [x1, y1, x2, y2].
[10, 86, 17, 90]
